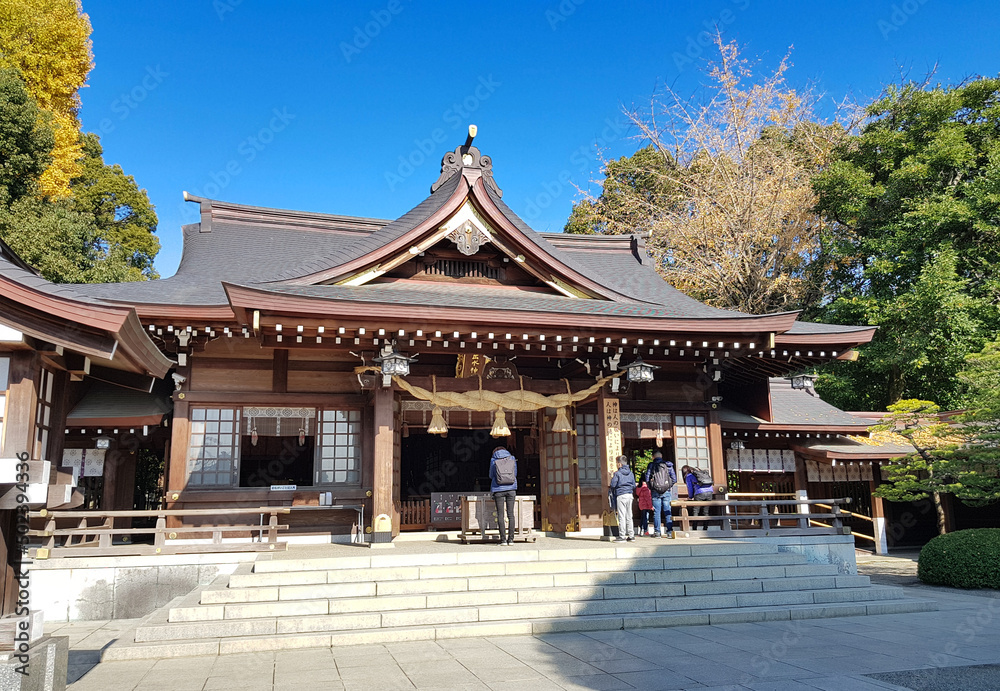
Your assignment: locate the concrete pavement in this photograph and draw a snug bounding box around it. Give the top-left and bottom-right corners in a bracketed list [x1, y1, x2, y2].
[44, 553, 1000, 691]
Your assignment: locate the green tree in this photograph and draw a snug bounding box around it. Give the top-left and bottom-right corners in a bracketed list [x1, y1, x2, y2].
[0, 68, 53, 205]
[814, 78, 1000, 409]
[0, 0, 93, 197]
[874, 393, 1000, 535]
[817, 249, 988, 411]
[71, 132, 159, 280]
[565, 146, 682, 236]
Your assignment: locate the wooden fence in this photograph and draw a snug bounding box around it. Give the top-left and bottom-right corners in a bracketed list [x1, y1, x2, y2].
[671, 497, 855, 536]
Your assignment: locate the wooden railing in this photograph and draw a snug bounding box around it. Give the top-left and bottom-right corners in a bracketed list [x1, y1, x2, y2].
[671, 497, 855, 536]
[814, 502, 877, 545]
[28, 507, 292, 559]
[400, 499, 431, 530]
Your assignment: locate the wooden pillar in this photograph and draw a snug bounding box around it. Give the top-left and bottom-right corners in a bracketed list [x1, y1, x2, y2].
[166, 397, 190, 505]
[1, 352, 39, 458]
[371, 383, 395, 545]
[870, 480, 888, 555]
[597, 389, 622, 539]
[707, 410, 725, 492]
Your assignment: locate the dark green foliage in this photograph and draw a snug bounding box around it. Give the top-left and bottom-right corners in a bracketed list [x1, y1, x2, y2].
[0, 68, 53, 205]
[918, 529, 1000, 589]
[814, 78, 1000, 410]
[564, 146, 681, 236]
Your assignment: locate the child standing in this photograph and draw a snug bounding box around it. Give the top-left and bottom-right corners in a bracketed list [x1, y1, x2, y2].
[636, 480, 653, 536]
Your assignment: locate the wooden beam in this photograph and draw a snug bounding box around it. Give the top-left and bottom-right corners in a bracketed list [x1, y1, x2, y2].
[272, 349, 288, 393]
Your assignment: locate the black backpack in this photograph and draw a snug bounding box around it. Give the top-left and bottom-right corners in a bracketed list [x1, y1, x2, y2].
[494, 455, 516, 485]
[692, 467, 714, 487]
[648, 460, 674, 494]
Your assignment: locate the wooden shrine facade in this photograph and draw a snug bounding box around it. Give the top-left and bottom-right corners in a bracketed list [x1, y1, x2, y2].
[1, 132, 881, 547]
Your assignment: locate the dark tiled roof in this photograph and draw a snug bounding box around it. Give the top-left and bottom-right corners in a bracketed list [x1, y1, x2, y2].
[768, 378, 868, 427]
[233, 280, 763, 320]
[718, 378, 870, 428]
[797, 440, 914, 456]
[67, 382, 172, 423]
[265, 173, 464, 283]
[0, 252, 96, 302]
[783, 321, 874, 335]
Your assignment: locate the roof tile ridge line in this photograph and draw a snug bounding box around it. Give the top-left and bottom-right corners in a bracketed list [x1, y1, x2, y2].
[182, 192, 393, 227]
[268, 174, 472, 286]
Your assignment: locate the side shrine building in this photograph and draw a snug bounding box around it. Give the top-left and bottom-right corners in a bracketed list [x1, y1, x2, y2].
[3, 134, 918, 574]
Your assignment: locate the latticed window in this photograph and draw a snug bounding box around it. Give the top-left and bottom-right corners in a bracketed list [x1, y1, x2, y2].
[34, 368, 55, 460]
[188, 408, 240, 486]
[544, 417, 572, 496]
[575, 412, 601, 486]
[317, 410, 361, 484]
[674, 414, 709, 469]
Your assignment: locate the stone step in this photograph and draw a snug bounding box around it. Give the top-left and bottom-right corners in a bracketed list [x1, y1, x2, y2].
[177, 574, 878, 622]
[155, 583, 909, 638]
[175, 575, 878, 622]
[105, 596, 937, 660]
[248, 542, 785, 574]
[208, 559, 833, 605]
[227, 551, 812, 589]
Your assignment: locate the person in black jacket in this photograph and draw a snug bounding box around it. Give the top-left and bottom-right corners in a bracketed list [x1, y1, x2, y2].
[609, 455, 637, 542]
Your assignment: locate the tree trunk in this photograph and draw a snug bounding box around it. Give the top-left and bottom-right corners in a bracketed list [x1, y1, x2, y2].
[932, 492, 947, 535]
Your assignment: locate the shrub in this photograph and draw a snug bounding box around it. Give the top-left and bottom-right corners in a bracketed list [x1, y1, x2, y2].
[918, 528, 1000, 589]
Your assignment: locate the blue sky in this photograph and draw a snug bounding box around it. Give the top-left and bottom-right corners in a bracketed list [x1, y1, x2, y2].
[78, 1, 1000, 277]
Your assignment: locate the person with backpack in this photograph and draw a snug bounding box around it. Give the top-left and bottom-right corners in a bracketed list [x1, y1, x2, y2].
[644, 451, 676, 538]
[682, 465, 715, 530]
[489, 446, 518, 545]
[608, 455, 637, 542]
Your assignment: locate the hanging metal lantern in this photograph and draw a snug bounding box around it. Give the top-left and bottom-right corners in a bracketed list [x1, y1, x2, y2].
[551, 407, 573, 433]
[625, 356, 659, 383]
[427, 406, 448, 435]
[490, 409, 511, 438]
[373, 342, 418, 387]
[789, 372, 819, 390]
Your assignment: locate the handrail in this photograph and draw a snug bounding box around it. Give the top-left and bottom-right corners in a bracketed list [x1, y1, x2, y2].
[814, 503, 874, 523]
[726, 493, 798, 498]
[810, 519, 876, 544]
[669, 497, 854, 535]
[28, 506, 296, 559]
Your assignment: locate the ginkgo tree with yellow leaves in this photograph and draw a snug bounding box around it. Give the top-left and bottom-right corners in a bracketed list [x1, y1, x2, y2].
[0, 0, 92, 198]
[566, 31, 852, 315]
[0, 0, 160, 282]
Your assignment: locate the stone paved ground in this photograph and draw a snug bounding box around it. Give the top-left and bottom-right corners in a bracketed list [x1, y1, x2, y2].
[44, 550, 1000, 691]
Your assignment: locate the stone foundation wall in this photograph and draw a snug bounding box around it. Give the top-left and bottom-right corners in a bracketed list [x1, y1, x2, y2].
[732, 534, 859, 574]
[28, 554, 258, 622]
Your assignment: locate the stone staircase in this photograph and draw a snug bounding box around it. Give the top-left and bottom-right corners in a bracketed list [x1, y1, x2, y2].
[102, 540, 935, 660]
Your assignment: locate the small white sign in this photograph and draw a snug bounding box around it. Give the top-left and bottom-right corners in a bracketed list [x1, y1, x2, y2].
[270, 484, 297, 491]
